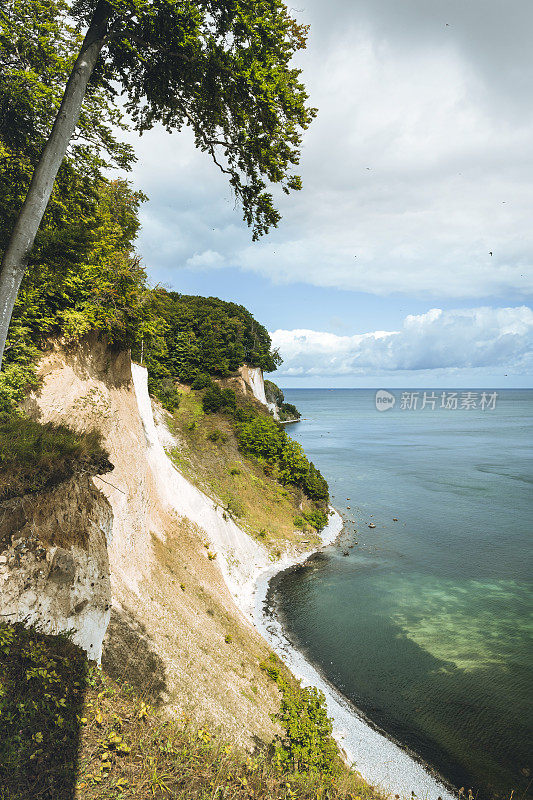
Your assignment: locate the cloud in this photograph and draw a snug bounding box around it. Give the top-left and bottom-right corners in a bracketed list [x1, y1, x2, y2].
[271, 306, 533, 377]
[126, 0, 533, 300]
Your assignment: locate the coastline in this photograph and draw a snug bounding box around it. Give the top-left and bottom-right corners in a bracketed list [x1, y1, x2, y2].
[250, 508, 458, 800]
[148, 381, 457, 800]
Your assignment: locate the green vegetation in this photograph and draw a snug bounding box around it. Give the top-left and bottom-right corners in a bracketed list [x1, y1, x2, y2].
[2, 0, 293, 413]
[237, 415, 328, 509]
[0, 624, 382, 800]
[144, 293, 281, 384]
[0, 622, 89, 799]
[202, 384, 237, 414]
[0, 417, 110, 500]
[261, 654, 339, 775]
[265, 379, 302, 421]
[303, 508, 329, 531]
[166, 389, 327, 547]
[0, 0, 316, 368]
[0, 176, 281, 418]
[280, 401, 301, 421]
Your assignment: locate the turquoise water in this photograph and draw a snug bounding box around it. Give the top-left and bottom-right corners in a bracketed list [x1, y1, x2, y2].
[272, 389, 533, 799]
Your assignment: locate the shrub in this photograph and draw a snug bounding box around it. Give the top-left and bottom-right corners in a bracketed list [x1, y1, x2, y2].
[293, 516, 306, 529]
[238, 415, 284, 460]
[303, 462, 329, 503]
[155, 379, 181, 412]
[202, 385, 236, 413]
[202, 385, 224, 412]
[303, 508, 328, 532]
[221, 387, 236, 410]
[233, 405, 256, 423]
[260, 655, 339, 775]
[191, 373, 212, 390]
[278, 438, 308, 486]
[274, 683, 338, 774]
[238, 415, 329, 502]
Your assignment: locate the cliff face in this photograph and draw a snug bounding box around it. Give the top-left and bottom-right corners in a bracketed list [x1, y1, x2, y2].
[0, 473, 112, 661]
[18, 338, 281, 746]
[238, 364, 280, 418]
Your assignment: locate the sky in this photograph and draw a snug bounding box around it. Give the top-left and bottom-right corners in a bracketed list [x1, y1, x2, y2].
[122, 0, 532, 387]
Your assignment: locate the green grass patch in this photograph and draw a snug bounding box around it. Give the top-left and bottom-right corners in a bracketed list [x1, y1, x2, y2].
[0, 416, 111, 500]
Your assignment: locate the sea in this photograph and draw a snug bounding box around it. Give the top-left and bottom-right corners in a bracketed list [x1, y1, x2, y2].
[268, 388, 532, 800]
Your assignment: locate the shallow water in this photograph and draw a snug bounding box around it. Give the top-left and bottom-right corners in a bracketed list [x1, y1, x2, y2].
[273, 389, 533, 800]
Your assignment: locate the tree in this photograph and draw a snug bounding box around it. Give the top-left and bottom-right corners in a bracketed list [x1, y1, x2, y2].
[0, 0, 316, 367]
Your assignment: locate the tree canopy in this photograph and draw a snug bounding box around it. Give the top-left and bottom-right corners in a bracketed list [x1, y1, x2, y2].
[0, 0, 315, 367]
[71, 0, 316, 238]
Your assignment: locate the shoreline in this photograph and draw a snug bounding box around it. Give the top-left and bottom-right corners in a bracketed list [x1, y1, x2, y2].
[148, 381, 458, 800]
[250, 508, 458, 800]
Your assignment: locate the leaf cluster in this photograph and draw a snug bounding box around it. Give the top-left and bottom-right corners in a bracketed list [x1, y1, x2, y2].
[71, 0, 316, 238]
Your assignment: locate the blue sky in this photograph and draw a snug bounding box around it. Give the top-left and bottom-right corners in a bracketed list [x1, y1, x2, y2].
[121, 0, 532, 387]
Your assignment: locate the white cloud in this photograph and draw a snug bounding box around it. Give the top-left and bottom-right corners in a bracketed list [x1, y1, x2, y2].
[126, 1, 533, 299]
[271, 306, 533, 377]
[186, 249, 225, 269]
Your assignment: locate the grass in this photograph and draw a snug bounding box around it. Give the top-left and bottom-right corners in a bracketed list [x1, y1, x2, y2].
[0, 416, 111, 500]
[0, 623, 386, 800]
[164, 387, 323, 553]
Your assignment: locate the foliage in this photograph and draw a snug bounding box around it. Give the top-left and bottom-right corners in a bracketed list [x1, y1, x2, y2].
[70, 0, 316, 241]
[142, 291, 281, 384]
[0, 416, 110, 500]
[155, 379, 181, 412]
[261, 655, 339, 775]
[2, 1, 289, 412]
[302, 508, 329, 532]
[238, 414, 285, 460]
[0, 622, 89, 799]
[275, 683, 338, 774]
[1, 624, 380, 800]
[302, 462, 329, 503]
[0, 178, 155, 415]
[190, 373, 212, 390]
[0, 0, 133, 260]
[237, 416, 329, 503]
[280, 401, 301, 421]
[278, 437, 309, 486]
[202, 384, 237, 414]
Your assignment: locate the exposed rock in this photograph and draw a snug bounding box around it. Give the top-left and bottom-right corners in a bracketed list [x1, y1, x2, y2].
[0, 473, 112, 661]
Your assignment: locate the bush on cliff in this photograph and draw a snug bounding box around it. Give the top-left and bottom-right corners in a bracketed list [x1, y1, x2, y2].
[202, 385, 237, 414]
[261, 654, 339, 775]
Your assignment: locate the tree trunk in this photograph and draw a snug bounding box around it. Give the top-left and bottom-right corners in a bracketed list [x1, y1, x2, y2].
[0, 2, 112, 369]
